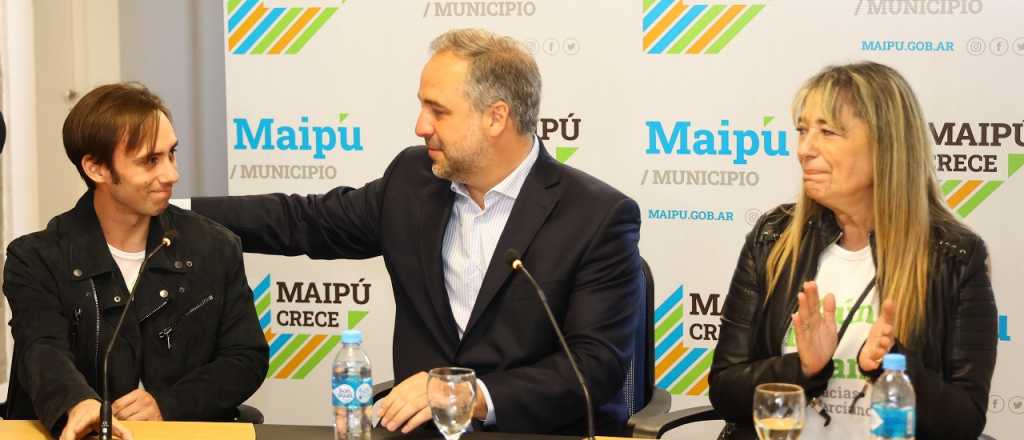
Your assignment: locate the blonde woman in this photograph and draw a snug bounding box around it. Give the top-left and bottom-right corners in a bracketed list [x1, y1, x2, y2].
[708, 62, 997, 439]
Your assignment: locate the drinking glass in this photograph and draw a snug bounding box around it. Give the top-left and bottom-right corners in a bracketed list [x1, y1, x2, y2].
[753, 383, 806, 440]
[427, 367, 477, 440]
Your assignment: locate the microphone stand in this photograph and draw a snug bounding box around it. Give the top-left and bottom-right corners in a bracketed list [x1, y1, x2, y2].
[99, 235, 173, 440]
[505, 249, 595, 440]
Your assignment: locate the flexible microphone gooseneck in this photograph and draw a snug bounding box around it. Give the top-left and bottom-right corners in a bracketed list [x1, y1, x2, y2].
[99, 232, 175, 440]
[504, 248, 595, 440]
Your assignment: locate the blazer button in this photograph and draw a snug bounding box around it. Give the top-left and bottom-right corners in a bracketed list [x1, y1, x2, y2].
[185, 260, 193, 268]
[72, 269, 82, 277]
[114, 296, 122, 303]
[174, 261, 183, 269]
[159, 289, 169, 299]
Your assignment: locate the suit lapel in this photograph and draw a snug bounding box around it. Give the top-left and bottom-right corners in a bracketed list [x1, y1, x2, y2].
[416, 179, 460, 357]
[462, 146, 562, 338]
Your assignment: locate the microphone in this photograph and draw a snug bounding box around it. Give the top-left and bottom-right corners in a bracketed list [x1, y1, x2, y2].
[504, 248, 595, 440]
[99, 231, 176, 440]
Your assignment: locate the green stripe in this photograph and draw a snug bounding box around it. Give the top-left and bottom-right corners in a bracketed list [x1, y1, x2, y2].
[940, 180, 961, 196]
[670, 350, 714, 394]
[252, 8, 302, 54]
[294, 335, 341, 379]
[285, 7, 337, 55]
[267, 334, 310, 377]
[957, 181, 1002, 218]
[227, 0, 242, 15]
[643, 0, 658, 12]
[667, 5, 725, 54]
[654, 307, 683, 341]
[254, 293, 272, 317]
[705, 5, 763, 54]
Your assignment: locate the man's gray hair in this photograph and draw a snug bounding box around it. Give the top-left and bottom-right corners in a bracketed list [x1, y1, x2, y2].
[430, 28, 541, 136]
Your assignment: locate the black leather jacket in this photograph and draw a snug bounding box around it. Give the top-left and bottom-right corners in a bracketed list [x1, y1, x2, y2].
[3, 192, 268, 435]
[709, 204, 998, 440]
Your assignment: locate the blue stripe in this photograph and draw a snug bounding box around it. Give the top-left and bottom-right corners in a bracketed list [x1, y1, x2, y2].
[654, 285, 684, 322]
[999, 315, 1010, 341]
[643, 0, 677, 31]
[228, 0, 259, 33]
[654, 326, 683, 359]
[253, 274, 271, 301]
[268, 333, 293, 358]
[657, 347, 708, 389]
[649, 4, 706, 54]
[259, 311, 271, 330]
[234, 7, 284, 54]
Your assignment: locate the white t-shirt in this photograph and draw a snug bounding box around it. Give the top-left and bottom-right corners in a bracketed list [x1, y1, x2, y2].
[108, 245, 146, 291]
[782, 242, 878, 439]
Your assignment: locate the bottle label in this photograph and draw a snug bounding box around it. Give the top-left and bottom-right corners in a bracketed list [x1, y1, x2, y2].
[332, 382, 355, 407]
[356, 379, 373, 405]
[870, 404, 915, 438]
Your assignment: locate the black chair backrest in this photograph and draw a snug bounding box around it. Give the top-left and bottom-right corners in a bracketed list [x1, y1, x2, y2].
[623, 257, 655, 416]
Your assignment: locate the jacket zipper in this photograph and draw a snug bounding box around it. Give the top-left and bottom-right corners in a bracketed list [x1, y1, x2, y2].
[71, 306, 82, 342]
[157, 294, 214, 351]
[138, 300, 169, 324]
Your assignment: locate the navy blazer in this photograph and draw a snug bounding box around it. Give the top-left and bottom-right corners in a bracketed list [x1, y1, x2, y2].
[193, 144, 643, 435]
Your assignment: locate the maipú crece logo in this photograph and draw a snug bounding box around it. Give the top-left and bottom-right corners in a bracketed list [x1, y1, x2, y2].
[643, 0, 765, 55]
[252, 274, 371, 380]
[538, 113, 582, 163]
[226, 0, 343, 55]
[932, 120, 1024, 217]
[654, 284, 722, 396]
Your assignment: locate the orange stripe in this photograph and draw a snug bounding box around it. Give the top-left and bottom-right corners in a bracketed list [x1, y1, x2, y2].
[269, 8, 319, 54]
[264, 328, 276, 342]
[687, 372, 710, 395]
[228, 5, 268, 51]
[686, 4, 744, 54]
[654, 345, 686, 378]
[946, 180, 982, 208]
[643, 2, 688, 50]
[275, 334, 327, 378]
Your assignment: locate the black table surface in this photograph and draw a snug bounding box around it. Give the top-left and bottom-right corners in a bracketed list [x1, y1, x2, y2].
[254, 424, 585, 440]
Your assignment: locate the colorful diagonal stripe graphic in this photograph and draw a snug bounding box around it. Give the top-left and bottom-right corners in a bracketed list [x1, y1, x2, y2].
[226, 0, 341, 55]
[253, 274, 367, 380]
[642, 0, 764, 55]
[941, 154, 1024, 218]
[654, 285, 714, 395]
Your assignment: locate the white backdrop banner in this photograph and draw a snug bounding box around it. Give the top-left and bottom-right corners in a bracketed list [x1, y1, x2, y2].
[222, 0, 1022, 436]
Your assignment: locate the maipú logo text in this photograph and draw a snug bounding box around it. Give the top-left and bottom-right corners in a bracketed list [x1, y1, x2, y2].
[643, 0, 765, 55]
[226, 0, 342, 55]
[646, 116, 789, 164]
[234, 113, 364, 160]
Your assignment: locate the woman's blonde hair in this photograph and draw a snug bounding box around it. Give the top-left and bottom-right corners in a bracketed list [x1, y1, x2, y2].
[766, 62, 958, 344]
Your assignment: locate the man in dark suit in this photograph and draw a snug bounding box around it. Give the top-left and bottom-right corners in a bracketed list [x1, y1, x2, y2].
[192, 28, 642, 436]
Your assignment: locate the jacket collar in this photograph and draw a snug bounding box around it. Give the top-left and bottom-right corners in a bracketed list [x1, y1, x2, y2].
[61, 191, 185, 282]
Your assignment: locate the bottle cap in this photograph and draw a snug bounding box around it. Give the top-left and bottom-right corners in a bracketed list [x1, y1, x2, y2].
[882, 353, 906, 371]
[342, 329, 363, 344]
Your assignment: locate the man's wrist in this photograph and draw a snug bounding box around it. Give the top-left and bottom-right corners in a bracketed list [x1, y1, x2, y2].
[473, 381, 488, 420]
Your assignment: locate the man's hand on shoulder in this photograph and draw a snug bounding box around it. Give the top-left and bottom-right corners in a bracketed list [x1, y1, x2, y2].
[60, 399, 133, 440]
[112, 389, 163, 421]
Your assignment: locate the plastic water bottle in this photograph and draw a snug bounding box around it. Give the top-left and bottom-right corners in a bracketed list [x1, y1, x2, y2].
[332, 330, 372, 440]
[870, 353, 915, 439]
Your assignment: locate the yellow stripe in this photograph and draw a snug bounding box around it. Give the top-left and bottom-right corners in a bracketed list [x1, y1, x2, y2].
[946, 180, 982, 208]
[269, 8, 319, 54]
[275, 334, 327, 378]
[643, 2, 687, 50]
[228, 5, 267, 51]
